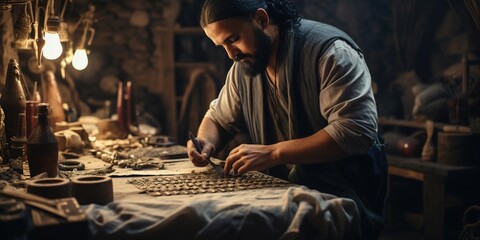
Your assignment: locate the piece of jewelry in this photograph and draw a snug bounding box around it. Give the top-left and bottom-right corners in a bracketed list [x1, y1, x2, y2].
[58, 160, 85, 171]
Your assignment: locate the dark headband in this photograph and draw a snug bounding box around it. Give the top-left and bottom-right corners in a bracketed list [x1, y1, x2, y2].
[201, 0, 267, 26]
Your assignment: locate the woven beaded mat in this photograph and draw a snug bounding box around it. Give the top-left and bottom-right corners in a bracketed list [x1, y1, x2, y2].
[127, 171, 293, 197]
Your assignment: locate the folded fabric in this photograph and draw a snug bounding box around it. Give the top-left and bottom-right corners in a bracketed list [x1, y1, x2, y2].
[84, 186, 360, 240]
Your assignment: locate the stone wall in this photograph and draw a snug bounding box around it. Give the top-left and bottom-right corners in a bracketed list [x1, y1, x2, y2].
[3, 0, 478, 137]
[68, 0, 185, 137]
[67, 0, 227, 138]
[0, 12, 19, 90]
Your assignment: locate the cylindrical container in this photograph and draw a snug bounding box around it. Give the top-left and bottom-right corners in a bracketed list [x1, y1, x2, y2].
[72, 176, 113, 205]
[54, 132, 67, 152]
[116, 81, 124, 133]
[27, 178, 72, 199]
[0, 59, 26, 148]
[10, 112, 27, 164]
[10, 136, 26, 162]
[124, 80, 132, 133]
[437, 132, 475, 166]
[26, 100, 39, 138]
[27, 103, 59, 177]
[116, 80, 136, 137]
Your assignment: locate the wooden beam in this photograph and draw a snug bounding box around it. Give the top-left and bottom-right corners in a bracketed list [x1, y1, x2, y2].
[388, 166, 424, 181]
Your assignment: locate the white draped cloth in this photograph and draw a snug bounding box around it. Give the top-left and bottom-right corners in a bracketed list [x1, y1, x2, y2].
[84, 186, 360, 240]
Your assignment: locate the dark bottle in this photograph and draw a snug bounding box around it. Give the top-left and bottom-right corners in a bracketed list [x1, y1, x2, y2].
[116, 81, 124, 132]
[27, 103, 58, 177]
[116, 80, 135, 137]
[0, 59, 26, 149]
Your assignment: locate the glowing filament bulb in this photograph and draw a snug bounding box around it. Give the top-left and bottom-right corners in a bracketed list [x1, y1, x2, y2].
[43, 32, 63, 60]
[72, 49, 88, 70]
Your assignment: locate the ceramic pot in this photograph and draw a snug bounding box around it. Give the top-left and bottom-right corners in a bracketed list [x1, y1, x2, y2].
[72, 175, 113, 205]
[27, 178, 72, 199]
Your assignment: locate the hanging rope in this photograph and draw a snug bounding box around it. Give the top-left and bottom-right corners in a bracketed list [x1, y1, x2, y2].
[465, 0, 480, 32]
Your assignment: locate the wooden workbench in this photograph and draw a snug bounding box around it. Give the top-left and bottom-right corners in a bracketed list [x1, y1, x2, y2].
[388, 155, 480, 240]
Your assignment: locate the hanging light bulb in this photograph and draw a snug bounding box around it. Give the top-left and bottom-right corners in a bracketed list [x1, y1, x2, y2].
[43, 32, 62, 59]
[72, 48, 88, 70]
[42, 17, 63, 60]
[71, 5, 96, 71]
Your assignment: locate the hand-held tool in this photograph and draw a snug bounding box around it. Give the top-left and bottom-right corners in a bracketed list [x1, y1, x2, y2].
[188, 132, 223, 177]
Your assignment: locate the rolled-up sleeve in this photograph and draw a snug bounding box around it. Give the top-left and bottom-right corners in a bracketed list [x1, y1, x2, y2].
[204, 64, 245, 135]
[319, 40, 378, 155]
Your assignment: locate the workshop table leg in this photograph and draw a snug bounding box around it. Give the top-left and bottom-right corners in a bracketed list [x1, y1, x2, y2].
[423, 174, 446, 240]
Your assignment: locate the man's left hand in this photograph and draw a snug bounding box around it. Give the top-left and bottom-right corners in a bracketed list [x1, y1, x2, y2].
[225, 144, 279, 176]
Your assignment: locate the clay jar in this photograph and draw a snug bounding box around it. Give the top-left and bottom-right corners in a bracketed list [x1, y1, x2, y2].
[27, 178, 72, 199]
[71, 176, 113, 205]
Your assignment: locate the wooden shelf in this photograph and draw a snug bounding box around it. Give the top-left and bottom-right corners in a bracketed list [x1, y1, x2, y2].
[378, 117, 471, 133]
[387, 155, 480, 177]
[162, 25, 226, 143]
[379, 117, 440, 129]
[387, 154, 480, 240]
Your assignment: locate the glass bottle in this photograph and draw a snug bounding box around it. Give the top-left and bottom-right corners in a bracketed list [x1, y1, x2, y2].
[27, 103, 58, 177]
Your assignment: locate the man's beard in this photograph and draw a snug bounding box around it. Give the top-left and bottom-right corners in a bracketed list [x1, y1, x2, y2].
[237, 28, 272, 77]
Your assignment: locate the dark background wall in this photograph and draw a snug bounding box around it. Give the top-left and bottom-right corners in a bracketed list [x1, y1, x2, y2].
[1, 0, 480, 142]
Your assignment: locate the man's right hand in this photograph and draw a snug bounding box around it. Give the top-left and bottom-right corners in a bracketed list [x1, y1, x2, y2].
[187, 137, 216, 167]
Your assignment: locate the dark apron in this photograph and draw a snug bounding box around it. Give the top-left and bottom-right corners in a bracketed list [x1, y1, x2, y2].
[289, 138, 388, 240]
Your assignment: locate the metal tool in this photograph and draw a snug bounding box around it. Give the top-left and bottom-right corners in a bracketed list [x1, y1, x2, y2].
[1, 188, 89, 238]
[0, 188, 68, 219]
[188, 132, 224, 176]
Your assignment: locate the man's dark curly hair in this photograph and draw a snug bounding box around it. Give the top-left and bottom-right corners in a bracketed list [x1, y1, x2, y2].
[264, 0, 300, 29]
[200, 0, 300, 29]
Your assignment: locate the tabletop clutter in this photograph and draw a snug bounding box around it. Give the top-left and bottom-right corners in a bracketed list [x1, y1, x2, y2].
[0, 58, 306, 240]
[0, 59, 296, 239]
[0, 117, 294, 239]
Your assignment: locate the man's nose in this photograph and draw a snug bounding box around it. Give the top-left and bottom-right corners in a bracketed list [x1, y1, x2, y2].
[225, 46, 239, 61]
